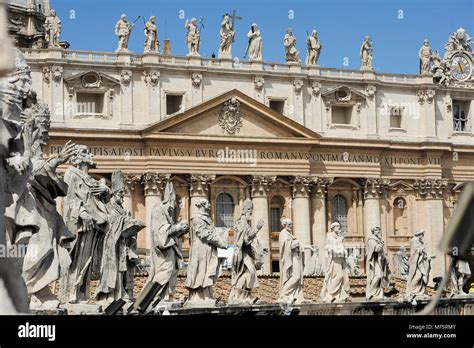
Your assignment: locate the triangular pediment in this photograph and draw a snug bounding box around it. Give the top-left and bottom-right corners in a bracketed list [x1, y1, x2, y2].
[64, 70, 120, 87]
[142, 89, 320, 142]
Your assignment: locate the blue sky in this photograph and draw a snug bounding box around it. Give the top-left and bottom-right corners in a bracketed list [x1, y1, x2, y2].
[52, 0, 473, 74]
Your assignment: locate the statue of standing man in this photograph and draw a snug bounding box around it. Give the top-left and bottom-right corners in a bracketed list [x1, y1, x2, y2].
[245, 23, 262, 61]
[419, 39, 433, 75]
[228, 199, 265, 305]
[360, 36, 373, 71]
[218, 14, 235, 59]
[185, 17, 200, 56]
[115, 14, 134, 53]
[366, 227, 390, 301]
[284, 28, 300, 63]
[144, 16, 159, 53]
[185, 198, 227, 307]
[306, 30, 321, 66]
[44, 9, 61, 48]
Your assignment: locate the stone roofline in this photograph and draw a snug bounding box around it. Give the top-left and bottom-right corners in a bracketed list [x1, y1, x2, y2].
[22, 47, 464, 89]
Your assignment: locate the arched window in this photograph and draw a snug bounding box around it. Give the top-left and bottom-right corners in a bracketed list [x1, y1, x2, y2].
[216, 193, 234, 228]
[332, 194, 348, 233]
[393, 197, 408, 235]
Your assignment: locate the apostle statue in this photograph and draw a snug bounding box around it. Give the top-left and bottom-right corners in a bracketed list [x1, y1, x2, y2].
[44, 9, 61, 48]
[60, 145, 111, 304]
[0, 49, 34, 313]
[366, 227, 390, 301]
[405, 229, 434, 301]
[115, 14, 134, 52]
[228, 199, 265, 305]
[245, 23, 262, 61]
[393, 246, 409, 279]
[185, 198, 227, 307]
[360, 36, 373, 71]
[306, 30, 321, 66]
[419, 39, 433, 75]
[95, 170, 145, 306]
[218, 14, 235, 59]
[449, 257, 472, 297]
[277, 218, 307, 304]
[320, 222, 351, 303]
[144, 16, 159, 53]
[346, 248, 362, 276]
[185, 17, 200, 56]
[146, 182, 189, 302]
[284, 28, 300, 63]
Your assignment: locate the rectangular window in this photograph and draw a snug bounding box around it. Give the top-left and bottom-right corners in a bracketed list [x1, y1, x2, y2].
[166, 94, 183, 115]
[331, 106, 352, 125]
[76, 92, 104, 116]
[269, 99, 285, 114]
[453, 100, 470, 132]
[270, 207, 282, 233]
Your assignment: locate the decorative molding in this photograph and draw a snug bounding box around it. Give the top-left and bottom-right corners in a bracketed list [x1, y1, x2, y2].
[413, 179, 448, 199]
[254, 76, 264, 90]
[188, 174, 216, 197]
[42, 66, 51, 84]
[417, 88, 435, 105]
[291, 175, 313, 197]
[250, 175, 276, 197]
[311, 81, 321, 96]
[51, 66, 63, 82]
[191, 72, 202, 88]
[312, 177, 334, 199]
[361, 178, 390, 199]
[293, 80, 303, 94]
[120, 70, 132, 86]
[143, 69, 160, 87]
[218, 97, 243, 135]
[123, 173, 142, 196]
[366, 85, 376, 98]
[142, 173, 170, 196]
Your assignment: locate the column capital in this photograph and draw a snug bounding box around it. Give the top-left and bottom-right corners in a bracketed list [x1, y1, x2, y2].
[142, 172, 170, 196]
[291, 175, 313, 198]
[413, 178, 448, 199]
[188, 174, 216, 197]
[250, 175, 276, 197]
[123, 173, 142, 196]
[311, 176, 334, 199]
[361, 178, 390, 199]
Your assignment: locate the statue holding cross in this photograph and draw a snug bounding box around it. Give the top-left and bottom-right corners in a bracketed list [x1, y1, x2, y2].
[218, 10, 242, 59]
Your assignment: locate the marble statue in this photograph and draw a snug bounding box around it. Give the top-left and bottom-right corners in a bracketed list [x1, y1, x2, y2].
[366, 227, 390, 300]
[144, 16, 159, 53]
[228, 199, 265, 305]
[60, 145, 111, 304]
[115, 14, 134, 52]
[185, 198, 227, 307]
[419, 39, 433, 75]
[218, 14, 235, 59]
[449, 257, 471, 297]
[284, 28, 300, 63]
[44, 9, 61, 48]
[360, 36, 373, 71]
[146, 182, 189, 302]
[245, 23, 262, 61]
[346, 248, 362, 276]
[185, 18, 200, 56]
[393, 246, 409, 279]
[320, 222, 350, 303]
[95, 170, 145, 306]
[405, 229, 434, 301]
[277, 218, 307, 304]
[0, 48, 31, 314]
[449, 27, 472, 53]
[306, 30, 321, 66]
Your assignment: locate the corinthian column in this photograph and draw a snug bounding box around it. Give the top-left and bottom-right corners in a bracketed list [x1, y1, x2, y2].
[311, 177, 333, 255]
[188, 174, 215, 216]
[291, 176, 313, 246]
[250, 175, 276, 274]
[413, 179, 448, 284]
[362, 178, 389, 243]
[142, 173, 170, 253]
[123, 173, 142, 214]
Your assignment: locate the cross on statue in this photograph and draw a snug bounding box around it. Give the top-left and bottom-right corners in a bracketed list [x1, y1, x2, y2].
[230, 9, 242, 31]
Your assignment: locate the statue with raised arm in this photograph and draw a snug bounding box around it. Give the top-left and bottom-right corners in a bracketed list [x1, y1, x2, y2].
[185, 17, 200, 56]
[320, 222, 351, 303]
[95, 170, 145, 306]
[218, 14, 235, 59]
[144, 16, 159, 53]
[146, 182, 189, 302]
[185, 198, 227, 307]
[115, 14, 133, 52]
[245, 23, 262, 61]
[228, 199, 265, 305]
[284, 28, 300, 63]
[405, 229, 434, 301]
[366, 227, 390, 301]
[360, 36, 373, 71]
[306, 29, 321, 66]
[277, 218, 308, 304]
[419, 39, 433, 75]
[393, 246, 409, 279]
[60, 145, 111, 304]
[44, 9, 61, 48]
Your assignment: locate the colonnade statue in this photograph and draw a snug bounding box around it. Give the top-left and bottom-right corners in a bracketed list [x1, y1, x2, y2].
[365, 226, 390, 301]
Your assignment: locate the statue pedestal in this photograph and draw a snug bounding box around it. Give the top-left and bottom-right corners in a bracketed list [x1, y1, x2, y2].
[250, 60, 263, 70]
[117, 51, 131, 64]
[218, 51, 232, 60]
[307, 65, 320, 75]
[417, 75, 434, 84]
[187, 54, 201, 66]
[46, 47, 64, 59]
[142, 52, 160, 64]
[62, 303, 103, 315]
[219, 58, 233, 68]
[361, 69, 376, 79]
[287, 61, 301, 73]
